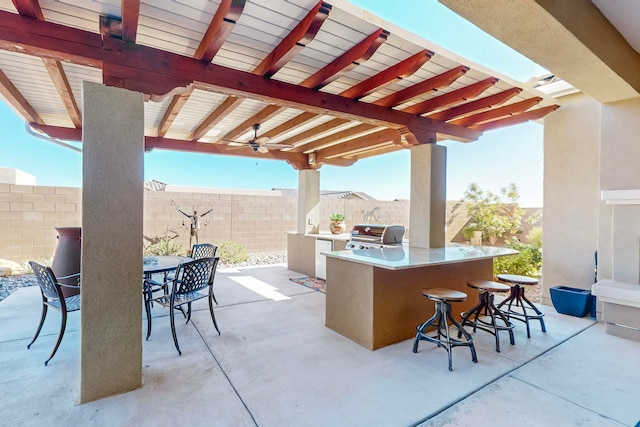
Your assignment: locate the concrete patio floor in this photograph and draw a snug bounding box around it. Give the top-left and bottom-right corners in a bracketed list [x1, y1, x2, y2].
[1, 263, 638, 426]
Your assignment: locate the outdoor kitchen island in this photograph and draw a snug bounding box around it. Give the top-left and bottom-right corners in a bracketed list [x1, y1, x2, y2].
[323, 245, 518, 350]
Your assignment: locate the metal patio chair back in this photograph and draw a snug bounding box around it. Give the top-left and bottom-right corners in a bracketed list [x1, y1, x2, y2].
[27, 261, 81, 365]
[190, 243, 217, 259]
[151, 257, 220, 355]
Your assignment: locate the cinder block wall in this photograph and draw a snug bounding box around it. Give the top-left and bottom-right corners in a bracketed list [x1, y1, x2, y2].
[0, 185, 414, 264]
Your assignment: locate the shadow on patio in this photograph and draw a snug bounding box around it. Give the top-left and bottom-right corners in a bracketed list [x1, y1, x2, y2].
[0, 264, 638, 426]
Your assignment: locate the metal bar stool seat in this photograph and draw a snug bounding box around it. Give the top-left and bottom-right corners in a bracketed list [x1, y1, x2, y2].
[496, 274, 546, 338]
[460, 280, 515, 352]
[412, 288, 478, 371]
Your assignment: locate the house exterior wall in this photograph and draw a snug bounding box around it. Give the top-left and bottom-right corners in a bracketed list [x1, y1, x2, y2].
[544, 94, 640, 305]
[600, 97, 640, 283]
[543, 93, 601, 304]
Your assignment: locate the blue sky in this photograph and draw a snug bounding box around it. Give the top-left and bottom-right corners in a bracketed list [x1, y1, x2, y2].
[0, 0, 547, 206]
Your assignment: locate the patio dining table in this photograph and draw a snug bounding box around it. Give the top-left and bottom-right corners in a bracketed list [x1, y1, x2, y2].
[143, 255, 192, 277]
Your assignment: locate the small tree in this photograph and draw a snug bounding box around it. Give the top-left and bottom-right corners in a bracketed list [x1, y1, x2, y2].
[463, 182, 526, 245]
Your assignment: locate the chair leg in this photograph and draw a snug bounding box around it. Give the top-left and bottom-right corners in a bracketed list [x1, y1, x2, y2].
[186, 302, 192, 324]
[209, 294, 221, 335]
[144, 294, 152, 341]
[169, 304, 182, 356]
[27, 303, 47, 349]
[45, 310, 67, 366]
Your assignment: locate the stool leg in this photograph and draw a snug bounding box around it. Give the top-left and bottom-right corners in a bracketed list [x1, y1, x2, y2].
[521, 293, 547, 333]
[446, 303, 477, 367]
[413, 306, 441, 353]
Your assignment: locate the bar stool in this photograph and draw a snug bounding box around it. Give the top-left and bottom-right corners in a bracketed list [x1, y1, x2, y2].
[496, 274, 546, 338]
[412, 288, 478, 371]
[460, 280, 515, 352]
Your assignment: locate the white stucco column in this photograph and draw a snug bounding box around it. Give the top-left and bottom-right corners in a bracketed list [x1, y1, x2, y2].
[298, 169, 320, 234]
[80, 82, 144, 403]
[409, 143, 446, 248]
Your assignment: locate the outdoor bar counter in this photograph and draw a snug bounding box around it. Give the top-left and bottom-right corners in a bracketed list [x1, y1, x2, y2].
[324, 245, 517, 350]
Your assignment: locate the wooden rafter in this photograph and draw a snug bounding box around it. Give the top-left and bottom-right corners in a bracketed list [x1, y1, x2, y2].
[158, 87, 193, 137]
[218, 104, 282, 142]
[338, 49, 433, 100]
[346, 144, 401, 161]
[42, 59, 81, 127]
[315, 128, 399, 161]
[428, 87, 522, 122]
[401, 77, 498, 115]
[260, 112, 318, 140]
[121, 0, 140, 43]
[470, 105, 560, 131]
[11, 0, 43, 19]
[373, 65, 469, 108]
[278, 118, 350, 147]
[0, 10, 482, 142]
[0, 68, 43, 124]
[194, 0, 246, 62]
[30, 123, 80, 140]
[253, 1, 330, 78]
[188, 96, 244, 141]
[158, 1, 245, 138]
[300, 28, 389, 90]
[12, 0, 82, 127]
[217, 1, 329, 145]
[451, 97, 542, 127]
[291, 123, 378, 153]
[257, 39, 426, 148]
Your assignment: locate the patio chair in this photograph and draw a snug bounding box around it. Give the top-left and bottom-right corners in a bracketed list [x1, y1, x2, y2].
[191, 243, 219, 305]
[27, 261, 81, 366]
[149, 257, 220, 355]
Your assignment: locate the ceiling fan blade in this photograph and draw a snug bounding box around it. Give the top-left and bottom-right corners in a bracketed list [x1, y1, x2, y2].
[264, 143, 294, 149]
[257, 145, 269, 154]
[254, 136, 271, 145]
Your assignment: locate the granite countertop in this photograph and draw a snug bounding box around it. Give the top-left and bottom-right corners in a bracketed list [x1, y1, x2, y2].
[323, 245, 518, 270]
[287, 231, 351, 241]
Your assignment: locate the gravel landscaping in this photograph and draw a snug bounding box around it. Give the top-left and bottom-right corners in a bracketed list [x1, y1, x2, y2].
[0, 251, 287, 303]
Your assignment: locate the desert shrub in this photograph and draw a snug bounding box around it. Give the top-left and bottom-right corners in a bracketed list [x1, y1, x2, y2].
[218, 240, 249, 264]
[144, 237, 185, 256]
[493, 235, 542, 278]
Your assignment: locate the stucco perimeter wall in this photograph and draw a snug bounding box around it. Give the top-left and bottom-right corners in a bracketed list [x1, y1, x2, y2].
[0, 185, 411, 264]
[543, 93, 601, 303]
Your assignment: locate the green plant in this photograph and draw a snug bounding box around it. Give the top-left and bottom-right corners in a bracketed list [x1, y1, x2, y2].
[144, 237, 186, 256]
[462, 223, 482, 240]
[330, 213, 346, 221]
[218, 240, 249, 264]
[463, 182, 532, 245]
[493, 235, 542, 278]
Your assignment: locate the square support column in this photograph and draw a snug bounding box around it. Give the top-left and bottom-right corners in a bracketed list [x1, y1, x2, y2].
[298, 169, 320, 234]
[409, 144, 446, 248]
[80, 82, 144, 402]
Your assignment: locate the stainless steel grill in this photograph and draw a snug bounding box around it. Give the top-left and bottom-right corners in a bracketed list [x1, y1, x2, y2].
[345, 224, 405, 249]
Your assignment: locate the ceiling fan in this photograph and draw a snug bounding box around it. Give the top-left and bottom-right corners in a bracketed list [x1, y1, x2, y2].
[224, 124, 293, 153]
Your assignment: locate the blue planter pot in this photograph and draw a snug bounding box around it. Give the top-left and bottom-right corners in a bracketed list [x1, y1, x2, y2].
[550, 286, 592, 317]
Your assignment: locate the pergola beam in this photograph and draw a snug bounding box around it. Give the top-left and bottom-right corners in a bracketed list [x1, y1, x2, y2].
[373, 65, 469, 108]
[339, 49, 433, 100]
[470, 105, 560, 131]
[0, 10, 482, 141]
[253, 1, 330, 78]
[0, 69, 43, 124]
[300, 28, 389, 90]
[452, 97, 542, 127]
[428, 87, 522, 122]
[402, 77, 498, 115]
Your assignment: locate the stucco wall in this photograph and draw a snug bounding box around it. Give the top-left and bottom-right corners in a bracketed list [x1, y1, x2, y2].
[543, 93, 601, 302]
[600, 97, 640, 283]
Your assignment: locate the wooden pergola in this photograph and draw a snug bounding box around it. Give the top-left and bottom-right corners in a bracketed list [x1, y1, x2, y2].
[0, 0, 561, 403]
[0, 0, 558, 170]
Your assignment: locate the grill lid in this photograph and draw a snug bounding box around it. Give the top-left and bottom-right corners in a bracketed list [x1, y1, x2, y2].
[350, 224, 405, 244]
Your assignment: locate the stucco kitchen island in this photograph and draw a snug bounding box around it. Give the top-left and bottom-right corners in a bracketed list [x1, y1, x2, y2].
[324, 245, 518, 350]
